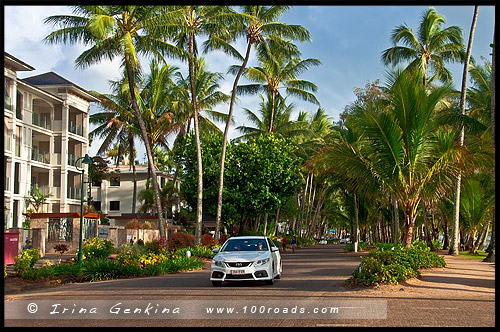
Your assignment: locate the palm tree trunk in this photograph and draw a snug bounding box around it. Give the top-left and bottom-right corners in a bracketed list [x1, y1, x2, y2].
[298, 173, 310, 236]
[215, 41, 253, 241]
[128, 133, 137, 214]
[484, 25, 495, 263]
[450, 5, 479, 255]
[392, 196, 400, 244]
[124, 52, 166, 238]
[188, 34, 204, 247]
[269, 91, 277, 132]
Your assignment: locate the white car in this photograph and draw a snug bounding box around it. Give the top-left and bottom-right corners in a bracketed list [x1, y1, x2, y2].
[210, 236, 282, 287]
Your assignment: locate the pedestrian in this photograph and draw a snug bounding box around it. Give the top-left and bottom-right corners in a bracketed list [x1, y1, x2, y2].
[291, 236, 297, 253]
[282, 236, 287, 252]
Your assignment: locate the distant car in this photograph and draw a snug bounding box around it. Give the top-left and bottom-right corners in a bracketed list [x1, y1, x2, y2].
[210, 236, 282, 287]
[340, 238, 350, 244]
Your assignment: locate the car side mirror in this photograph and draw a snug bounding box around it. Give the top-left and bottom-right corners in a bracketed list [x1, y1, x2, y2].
[271, 247, 279, 252]
[212, 248, 220, 253]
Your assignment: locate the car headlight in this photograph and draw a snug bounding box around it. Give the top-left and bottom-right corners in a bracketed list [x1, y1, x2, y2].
[254, 257, 270, 266]
[213, 260, 225, 268]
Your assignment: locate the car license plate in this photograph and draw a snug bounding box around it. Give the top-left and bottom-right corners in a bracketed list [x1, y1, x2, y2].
[231, 270, 245, 275]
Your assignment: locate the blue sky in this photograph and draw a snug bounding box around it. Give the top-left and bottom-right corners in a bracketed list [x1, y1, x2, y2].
[3, 5, 495, 161]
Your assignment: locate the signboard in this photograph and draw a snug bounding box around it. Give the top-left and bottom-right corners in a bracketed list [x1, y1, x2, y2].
[329, 229, 335, 234]
[98, 227, 109, 238]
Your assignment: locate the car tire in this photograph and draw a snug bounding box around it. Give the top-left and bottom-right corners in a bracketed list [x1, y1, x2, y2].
[212, 281, 222, 287]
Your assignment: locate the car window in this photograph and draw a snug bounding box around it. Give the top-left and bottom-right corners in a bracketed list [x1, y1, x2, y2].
[267, 238, 277, 248]
[221, 239, 269, 252]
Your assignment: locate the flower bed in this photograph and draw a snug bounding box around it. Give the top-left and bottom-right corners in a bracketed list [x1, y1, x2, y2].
[15, 237, 211, 283]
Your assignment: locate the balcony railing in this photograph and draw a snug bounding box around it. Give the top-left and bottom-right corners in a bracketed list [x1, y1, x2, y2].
[4, 135, 11, 151]
[4, 95, 12, 111]
[31, 148, 50, 164]
[32, 113, 51, 130]
[67, 186, 82, 200]
[68, 121, 84, 136]
[30, 185, 52, 197]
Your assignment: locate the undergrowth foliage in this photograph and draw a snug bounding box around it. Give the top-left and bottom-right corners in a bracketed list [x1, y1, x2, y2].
[346, 241, 446, 287]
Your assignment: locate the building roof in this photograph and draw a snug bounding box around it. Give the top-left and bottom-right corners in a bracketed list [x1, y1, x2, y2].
[22, 72, 99, 102]
[4, 52, 36, 71]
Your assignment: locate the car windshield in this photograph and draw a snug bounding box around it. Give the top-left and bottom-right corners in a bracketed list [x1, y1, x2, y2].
[222, 239, 269, 252]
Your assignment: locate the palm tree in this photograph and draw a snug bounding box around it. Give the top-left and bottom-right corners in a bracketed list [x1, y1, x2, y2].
[449, 5, 479, 256]
[90, 73, 141, 213]
[235, 42, 321, 132]
[214, 5, 313, 240]
[381, 7, 466, 86]
[44, 6, 190, 238]
[312, 69, 465, 248]
[167, 5, 234, 246]
[484, 27, 495, 263]
[236, 94, 305, 140]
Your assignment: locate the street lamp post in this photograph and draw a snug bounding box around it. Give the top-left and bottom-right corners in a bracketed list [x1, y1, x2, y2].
[75, 153, 93, 263]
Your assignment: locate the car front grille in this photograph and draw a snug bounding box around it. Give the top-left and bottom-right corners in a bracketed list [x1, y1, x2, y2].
[225, 273, 254, 279]
[226, 262, 252, 267]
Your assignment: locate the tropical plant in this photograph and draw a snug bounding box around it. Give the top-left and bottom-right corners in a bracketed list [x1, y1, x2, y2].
[44, 6, 190, 238]
[381, 7, 466, 86]
[214, 5, 313, 240]
[312, 69, 465, 248]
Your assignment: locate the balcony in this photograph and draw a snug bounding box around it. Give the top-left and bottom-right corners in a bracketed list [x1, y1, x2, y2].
[30, 185, 53, 197]
[67, 186, 82, 200]
[31, 148, 50, 164]
[68, 121, 85, 137]
[4, 95, 12, 111]
[32, 113, 51, 130]
[4, 135, 11, 151]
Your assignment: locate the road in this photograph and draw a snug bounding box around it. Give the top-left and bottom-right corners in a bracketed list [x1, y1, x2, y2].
[4, 244, 495, 327]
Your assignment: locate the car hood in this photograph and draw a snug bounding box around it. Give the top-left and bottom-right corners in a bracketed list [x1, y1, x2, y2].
[214, 251, 270, 262]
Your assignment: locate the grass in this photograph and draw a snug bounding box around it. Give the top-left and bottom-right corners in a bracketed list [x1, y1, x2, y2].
[459, 250, 488, 260]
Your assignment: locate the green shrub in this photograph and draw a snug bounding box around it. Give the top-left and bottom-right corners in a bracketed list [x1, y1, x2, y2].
[13, 249, 40, 274]
[345, 241, 369, 252]
[116, 243, 146, 260]
[346, 242, 446, 287]
[81, 237, 115, 260]
[172, 246, 215, 259]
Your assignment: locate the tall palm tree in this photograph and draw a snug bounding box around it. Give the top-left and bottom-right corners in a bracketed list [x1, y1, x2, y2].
[312, 69, 465, 248]
[214, 5, 313, 240]
[168, 5, 233, 246]
[236, 94, 304, 140]
[449, 5, 479, 256]
[484, 27, 495, 262]
[44, 6, 190, 238]
[381, 7, 466, 86]
[89, 73, 141, 213]
[235, 42, 321, 132]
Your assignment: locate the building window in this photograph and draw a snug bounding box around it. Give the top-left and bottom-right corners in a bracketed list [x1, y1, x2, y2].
[110, 201, 120, 211]
[109, 174, 120, 186]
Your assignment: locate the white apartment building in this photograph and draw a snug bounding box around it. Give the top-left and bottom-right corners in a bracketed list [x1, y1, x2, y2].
[92, 164, 180, 222]
[4, 52, 98, 229]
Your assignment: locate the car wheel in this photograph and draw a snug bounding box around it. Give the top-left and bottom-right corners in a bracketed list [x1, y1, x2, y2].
[212, 281, 222, 287]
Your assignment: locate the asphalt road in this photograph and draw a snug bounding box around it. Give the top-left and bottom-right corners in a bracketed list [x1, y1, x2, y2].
[4, 244, 495, 327]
